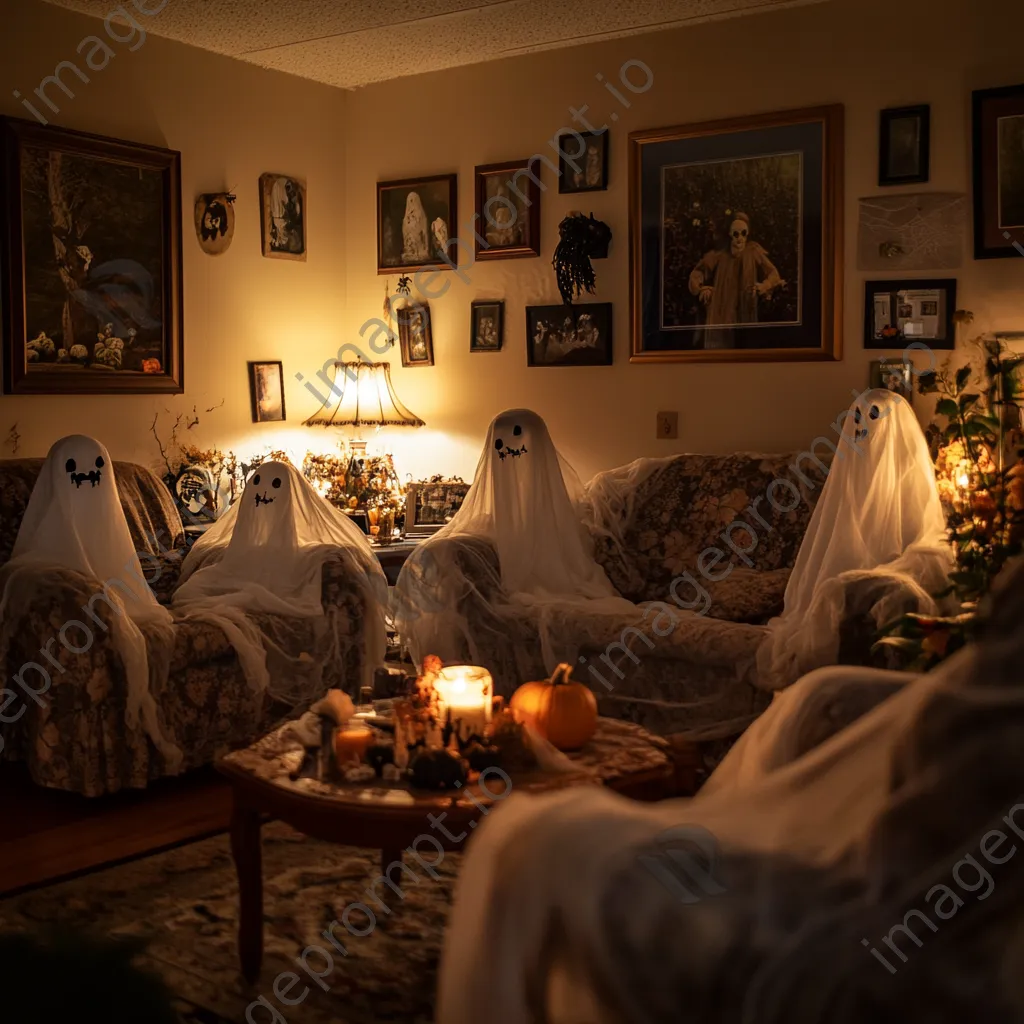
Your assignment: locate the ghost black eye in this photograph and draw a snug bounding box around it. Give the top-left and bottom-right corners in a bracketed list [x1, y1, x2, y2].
[869, 405, 880, 420]
[253, 474, 261, 485]
[272, 478, 282, 489]
[854, 409, 862, 425]
[494, 439, 503, 451]
[513, 425, 522, 437]
[65, 458, 76, 473]
[95, 456, 104, 468]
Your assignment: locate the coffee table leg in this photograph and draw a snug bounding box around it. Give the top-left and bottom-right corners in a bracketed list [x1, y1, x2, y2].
[382, 847, 403, 877]
[230, 795, 263, 983]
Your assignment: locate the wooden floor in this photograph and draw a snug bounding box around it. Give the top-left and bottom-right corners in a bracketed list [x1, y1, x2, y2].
[0, 762, 233, 896]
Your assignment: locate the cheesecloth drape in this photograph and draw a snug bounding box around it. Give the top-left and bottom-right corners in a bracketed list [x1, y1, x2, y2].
[0, 435, 180, 767]
[393, 409, 639, 677]
[757, 389, 952, 690]
[173, 461, 388, 698]
[437, 556, 1024, 1024]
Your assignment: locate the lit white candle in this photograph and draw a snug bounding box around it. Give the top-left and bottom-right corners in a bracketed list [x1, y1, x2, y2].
[433, 665, 493, 741]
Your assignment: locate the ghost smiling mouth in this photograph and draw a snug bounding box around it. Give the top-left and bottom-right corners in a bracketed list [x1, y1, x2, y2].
[254, 492, 275, 507]
[497, 445, 527, 461]
[65, 456, 104, 488]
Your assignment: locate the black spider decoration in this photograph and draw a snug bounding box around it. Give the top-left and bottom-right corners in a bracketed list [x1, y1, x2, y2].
[552, 213, 612, 306]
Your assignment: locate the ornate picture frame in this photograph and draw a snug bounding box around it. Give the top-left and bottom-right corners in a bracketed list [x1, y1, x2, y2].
[1, 117, 183, 395]
[629, 105, 844, 364]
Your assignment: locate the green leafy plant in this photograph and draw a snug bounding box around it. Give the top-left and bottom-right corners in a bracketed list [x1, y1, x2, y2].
[877, 335, 1024, 671]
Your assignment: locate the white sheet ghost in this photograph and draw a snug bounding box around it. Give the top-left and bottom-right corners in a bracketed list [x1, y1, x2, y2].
[757, 388, 952, 689]
[394, 409, 637, 674]
[1, 435, 180, 766]
[402, 191, 431, 261]
[174, 461, 388, 695]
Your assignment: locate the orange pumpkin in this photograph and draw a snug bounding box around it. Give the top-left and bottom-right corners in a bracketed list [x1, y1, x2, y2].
[509, 663, 597, 751]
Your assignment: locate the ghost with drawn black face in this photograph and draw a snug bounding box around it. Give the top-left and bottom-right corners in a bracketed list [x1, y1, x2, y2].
[4, 434, 180, 765]
[395, 409, 637, 674]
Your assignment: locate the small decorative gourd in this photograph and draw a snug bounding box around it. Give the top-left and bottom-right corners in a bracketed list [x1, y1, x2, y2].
[509, 663, 597, 751]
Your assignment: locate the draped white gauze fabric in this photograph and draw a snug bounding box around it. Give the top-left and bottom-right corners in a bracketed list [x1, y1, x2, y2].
[393, 409, 638, 673]
[757, 389, 952, 689]
[174, 461, 388, 696]
[0, 435, 180, 766]
[438, 571, 1024, 1024]
[702, 664, 915, 797]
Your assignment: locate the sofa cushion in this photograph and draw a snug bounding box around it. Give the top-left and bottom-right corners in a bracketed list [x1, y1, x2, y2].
[591, 452, 827, 605]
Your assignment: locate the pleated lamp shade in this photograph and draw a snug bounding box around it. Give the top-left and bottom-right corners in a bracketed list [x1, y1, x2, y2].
[303, 362, 425, 428]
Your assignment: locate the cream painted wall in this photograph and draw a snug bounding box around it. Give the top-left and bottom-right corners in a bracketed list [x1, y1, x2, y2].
[341, 0, 1024, 484]
[1, 0, 350, 470]
[2, 0, 1023, 488]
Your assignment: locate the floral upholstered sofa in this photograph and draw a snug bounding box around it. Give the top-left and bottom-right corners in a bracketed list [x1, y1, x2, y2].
[411, 451, 930, 743]
[0, 459, 378, 795]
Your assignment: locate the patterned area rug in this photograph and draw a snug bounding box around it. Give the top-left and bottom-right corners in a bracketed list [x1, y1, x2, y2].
[0, 822, 458, 1024]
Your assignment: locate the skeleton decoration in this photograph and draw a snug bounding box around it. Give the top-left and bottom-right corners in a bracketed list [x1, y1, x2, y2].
[552, 212, 612, 306]
[2, 435, 181, 766]
[174, 460, 388, 697]
[193, 192, 236, 256]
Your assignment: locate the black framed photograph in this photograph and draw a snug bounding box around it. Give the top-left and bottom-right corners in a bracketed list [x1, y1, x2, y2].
[526, 302, 612, 367]
[377, 173, 458, 273]
[870, 358, 914, 400]
[558, 130, 609, 193]
[470, 300, 504, 351]
[864, 279, 957, 350]
[973, 84, 1024, 259]
[474, 160, 541, 260]
[259, 173, 306, 261]
[629, 106, 843, 364]
[878, 105, 930, 186]
[248, 360, 286, 422]
[397, 301, 434, 366]
[0, 117, 183, 395]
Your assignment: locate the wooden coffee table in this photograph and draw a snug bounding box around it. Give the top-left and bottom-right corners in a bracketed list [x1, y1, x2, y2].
[218, 716, 677, 981]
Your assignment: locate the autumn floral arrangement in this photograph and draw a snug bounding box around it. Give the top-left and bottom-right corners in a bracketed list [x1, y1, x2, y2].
[878, 333, 1024, 670]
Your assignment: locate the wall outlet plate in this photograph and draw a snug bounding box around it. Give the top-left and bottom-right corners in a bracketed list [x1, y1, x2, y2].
[656, 411, 678, 440]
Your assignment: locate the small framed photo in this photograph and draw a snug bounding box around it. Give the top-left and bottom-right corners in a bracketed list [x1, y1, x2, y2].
[377, 173, 458, 273]
[526, 303, 612, 367]
[405, 479, 471, 534]
[248, 360, 286, 422]
[259, 174, 306, 260]
[474, 160, 541, 260]
[864, 279, 957, 350]
[397, 302, 434, 366]
[558, 130, 609, 193]
[470, 301, 504, 352]
[870, 358, 914, 401]
[973, 84, 1024, 259]
[878, 105, 930, 186]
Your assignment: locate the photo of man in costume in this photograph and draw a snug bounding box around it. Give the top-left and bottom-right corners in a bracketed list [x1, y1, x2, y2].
[687, 212, 783, 326]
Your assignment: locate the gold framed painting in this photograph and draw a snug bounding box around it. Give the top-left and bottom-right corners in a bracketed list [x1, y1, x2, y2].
[629, 105, 844, 364]
[1, 117, 183, 394]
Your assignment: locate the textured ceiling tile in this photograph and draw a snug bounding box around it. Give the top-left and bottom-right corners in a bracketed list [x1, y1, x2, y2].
[39, 0, 826, 89]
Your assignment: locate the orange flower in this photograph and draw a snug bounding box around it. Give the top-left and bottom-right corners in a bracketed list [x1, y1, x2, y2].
[141, 358, 162, 374]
